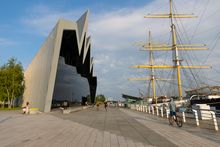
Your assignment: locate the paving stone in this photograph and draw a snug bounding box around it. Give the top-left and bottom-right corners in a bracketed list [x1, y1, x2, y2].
[0, 107, 219, 147]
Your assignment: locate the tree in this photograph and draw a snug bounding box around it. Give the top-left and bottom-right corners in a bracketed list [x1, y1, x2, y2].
[0, 58, 24, 108]
[96, 94, 106, 103]
[0, 69, 7, 108]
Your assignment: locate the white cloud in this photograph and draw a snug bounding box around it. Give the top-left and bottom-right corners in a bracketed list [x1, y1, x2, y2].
[0, 38, 15, 45]
[0, 38, 6, 43]
[22, 5, 83, 36]
[22, 0, 220, 99]
[93, 0, 220, 98]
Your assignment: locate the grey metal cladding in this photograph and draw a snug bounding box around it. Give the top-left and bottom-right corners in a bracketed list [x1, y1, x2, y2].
[23, 11, 97, 112]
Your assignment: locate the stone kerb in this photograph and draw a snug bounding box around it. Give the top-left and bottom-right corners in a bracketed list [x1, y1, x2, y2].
[29, 108, 42, 114]
[62, 106, 89, 114]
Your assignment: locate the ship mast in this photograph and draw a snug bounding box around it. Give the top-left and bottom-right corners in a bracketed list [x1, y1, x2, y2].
[131, 0, 210, 101]
[148, 31, 157, 102]
[170, 0, 183, 99]
[129, 31, 170, 105]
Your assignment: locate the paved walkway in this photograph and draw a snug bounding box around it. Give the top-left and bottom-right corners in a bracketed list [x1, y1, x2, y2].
[121, 108, 220, 146]
[0, 107, 219, 147]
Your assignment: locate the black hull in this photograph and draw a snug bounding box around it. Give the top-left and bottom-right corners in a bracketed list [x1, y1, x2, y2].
[190, 99, 220, 110]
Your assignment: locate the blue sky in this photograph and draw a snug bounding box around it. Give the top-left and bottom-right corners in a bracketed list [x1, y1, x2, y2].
[0, 0, 151, 68]
[1, 0, 220, 100]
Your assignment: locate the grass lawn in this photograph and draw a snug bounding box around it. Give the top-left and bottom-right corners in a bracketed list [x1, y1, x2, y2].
[0, 107, 21, 111]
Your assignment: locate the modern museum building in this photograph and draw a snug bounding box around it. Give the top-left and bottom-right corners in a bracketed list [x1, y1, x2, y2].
[23, 11, 97, 112]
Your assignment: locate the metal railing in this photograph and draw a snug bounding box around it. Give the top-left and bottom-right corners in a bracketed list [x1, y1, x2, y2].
[129, 104, 220, 131]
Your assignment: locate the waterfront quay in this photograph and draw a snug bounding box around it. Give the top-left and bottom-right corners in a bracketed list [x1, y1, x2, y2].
[0, 107, 220, 147]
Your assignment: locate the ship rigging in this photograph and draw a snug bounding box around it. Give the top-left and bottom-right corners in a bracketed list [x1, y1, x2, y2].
[129, 0, 211, 105]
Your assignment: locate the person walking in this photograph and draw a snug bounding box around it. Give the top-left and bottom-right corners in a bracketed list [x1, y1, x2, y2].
[104, 101, 108, 111]
[96, 102, 99, 111]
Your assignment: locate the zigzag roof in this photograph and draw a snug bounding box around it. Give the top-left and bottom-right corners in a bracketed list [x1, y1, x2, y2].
[23, 11, 96, 112]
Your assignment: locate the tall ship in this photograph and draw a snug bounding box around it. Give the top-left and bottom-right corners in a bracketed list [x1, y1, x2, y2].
[129, 0, 220, 109]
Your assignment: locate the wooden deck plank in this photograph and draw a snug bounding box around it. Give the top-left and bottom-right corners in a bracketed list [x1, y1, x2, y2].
[85, 129, 98, 147]
[103, 131, 111, 147]
[110, 133, 119, 147]
[93, 131, 103, 147]
[126, 139, 136, 147]
[117, 136, 127, 147]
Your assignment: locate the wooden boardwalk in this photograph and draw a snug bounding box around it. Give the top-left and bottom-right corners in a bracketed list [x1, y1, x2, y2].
[0, 107, 219, 147]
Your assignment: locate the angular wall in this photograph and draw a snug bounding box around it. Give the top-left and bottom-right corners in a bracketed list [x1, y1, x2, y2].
[52, 57, 90, 103]
[23, 11, 97, 112]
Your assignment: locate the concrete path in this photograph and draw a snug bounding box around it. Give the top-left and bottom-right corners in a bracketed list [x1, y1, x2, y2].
[51, 107, 175, 147]
[121, 108, 220, 147]
[0, 107, 219, 147]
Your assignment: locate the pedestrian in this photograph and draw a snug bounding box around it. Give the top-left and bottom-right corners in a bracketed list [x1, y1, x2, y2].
[22, 101, 29, 114]
[96, 102, 99, 111]
[104, 101, 108, 111]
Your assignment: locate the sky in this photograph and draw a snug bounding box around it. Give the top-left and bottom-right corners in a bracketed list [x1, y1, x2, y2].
[0, 0, 220, 100]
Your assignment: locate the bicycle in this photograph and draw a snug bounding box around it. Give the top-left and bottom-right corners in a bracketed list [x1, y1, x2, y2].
[169, 114, 183, 127]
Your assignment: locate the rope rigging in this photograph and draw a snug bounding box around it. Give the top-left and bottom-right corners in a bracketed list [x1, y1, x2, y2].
[190, 0, 210, 41]
[203, 31, 220, 64]
[172, 2, 209, 88]
[130, 0, 220, 100]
